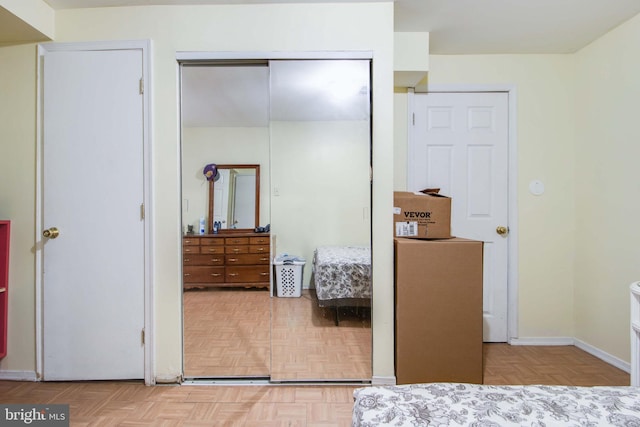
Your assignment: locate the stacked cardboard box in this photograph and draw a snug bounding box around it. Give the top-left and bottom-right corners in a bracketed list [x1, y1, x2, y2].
[393, 190, 484, 385]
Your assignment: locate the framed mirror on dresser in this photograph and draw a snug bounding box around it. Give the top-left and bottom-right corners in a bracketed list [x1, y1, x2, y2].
[183, 164, 270, 290]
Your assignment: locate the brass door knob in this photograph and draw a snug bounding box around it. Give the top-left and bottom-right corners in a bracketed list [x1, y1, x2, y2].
[43, 227, 60, 239]
[496, 226, 509, 236]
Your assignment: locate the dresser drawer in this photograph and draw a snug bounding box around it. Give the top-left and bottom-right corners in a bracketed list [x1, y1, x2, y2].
[201, 237, 224, 246]
[225, 254, 271, 265]
[183, 254, 224, 266]
[225, 266, 270, 283]
[225, 237, 249, 245]
[201, 245, 225, 254]
[225, 245, 249, 254]
[249, 245, 269, 254]
[183, 237, 200, 246]
[249, 236, 270, 245]
[183, 266, 225, 283]
[183, 246, 200, 254]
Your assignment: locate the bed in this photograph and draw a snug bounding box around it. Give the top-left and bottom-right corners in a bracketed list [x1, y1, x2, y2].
[312, 246, 371, 324]
[352, 383, 640, 426]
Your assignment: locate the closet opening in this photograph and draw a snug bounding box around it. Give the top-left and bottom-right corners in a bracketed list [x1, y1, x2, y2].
[179, 57, 373, 384]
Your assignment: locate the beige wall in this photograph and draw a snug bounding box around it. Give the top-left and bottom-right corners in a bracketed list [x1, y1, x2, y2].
[270, 120, 371, 280]
[395, 56, 578, 339]
[181, 126, 271, 231]
[573, 12, 640, 362]
[393, 15, 640, 364]
[0, 44, 38, 375]
[0, 3, 394, 381]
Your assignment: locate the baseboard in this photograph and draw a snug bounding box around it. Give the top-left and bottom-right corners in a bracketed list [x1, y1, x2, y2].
[371, 376, 396, 386]
[574, 338, 631, 374]
[0, 370, 38, 381]
[509, 337, 574, 346]
[509, 337, 631, 374]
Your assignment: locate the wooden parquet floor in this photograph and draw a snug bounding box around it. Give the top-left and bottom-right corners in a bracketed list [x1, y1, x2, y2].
[183, 288, 271, 378]
[0, 344, 630, 425]
[183, 288, 372, 381]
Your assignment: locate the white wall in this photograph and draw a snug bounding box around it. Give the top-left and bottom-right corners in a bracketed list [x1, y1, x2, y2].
[573, 12, 640, 362]
[0, 3, 394, 381]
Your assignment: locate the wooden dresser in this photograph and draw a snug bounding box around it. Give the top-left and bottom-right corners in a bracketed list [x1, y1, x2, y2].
[183, 233, 270, 289]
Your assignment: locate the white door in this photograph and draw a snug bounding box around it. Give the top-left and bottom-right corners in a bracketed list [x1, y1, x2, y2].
[410, 92, 509, 342]
[41, 48, 145, 380]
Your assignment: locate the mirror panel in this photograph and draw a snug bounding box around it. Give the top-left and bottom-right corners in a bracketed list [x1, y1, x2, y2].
[181, 64, 271, 379]
[208, 164, 260, 232]
[269, 59, 372, 381]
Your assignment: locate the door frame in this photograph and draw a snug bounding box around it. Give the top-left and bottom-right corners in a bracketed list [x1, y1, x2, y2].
[176, 50, 375, 382]
[407, 84, 519, 342]
[35, 40, 155, 384]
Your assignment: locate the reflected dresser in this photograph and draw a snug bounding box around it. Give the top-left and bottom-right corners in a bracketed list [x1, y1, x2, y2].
[183, 233, 270, 289]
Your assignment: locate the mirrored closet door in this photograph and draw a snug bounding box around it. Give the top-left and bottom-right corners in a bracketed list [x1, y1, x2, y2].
[268, 60, 373, 382]
[180, 59, 372, 381]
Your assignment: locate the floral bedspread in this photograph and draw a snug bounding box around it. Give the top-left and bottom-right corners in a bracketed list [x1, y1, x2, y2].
[352, 383, 640, 427]
[313, 246, 371, 302]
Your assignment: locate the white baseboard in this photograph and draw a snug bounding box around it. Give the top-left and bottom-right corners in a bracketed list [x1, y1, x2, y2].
[509, 337, 574, 346]
[574, 338, 631, 374]
[509, 337, 631, 374]
[371, 376, 396, 386]
[0, 370, 38, 381]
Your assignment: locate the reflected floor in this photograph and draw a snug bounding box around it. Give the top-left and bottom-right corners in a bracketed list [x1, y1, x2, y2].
[271, 289, 372, 381]
[183, 288, 372, 381]
[183, 287, 271, 378]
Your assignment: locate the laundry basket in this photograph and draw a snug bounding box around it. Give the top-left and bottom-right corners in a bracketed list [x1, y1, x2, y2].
[273, 255, 305, 297]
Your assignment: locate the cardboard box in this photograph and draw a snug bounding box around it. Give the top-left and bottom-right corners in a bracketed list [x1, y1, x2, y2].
[395, 237, 483, 384]
[393, 191, 451, 239]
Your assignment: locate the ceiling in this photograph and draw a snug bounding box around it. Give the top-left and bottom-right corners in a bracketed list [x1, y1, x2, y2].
[38, 0, 640, 54]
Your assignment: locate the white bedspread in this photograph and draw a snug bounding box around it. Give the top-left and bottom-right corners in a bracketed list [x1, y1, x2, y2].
[352, 383, 640, 427]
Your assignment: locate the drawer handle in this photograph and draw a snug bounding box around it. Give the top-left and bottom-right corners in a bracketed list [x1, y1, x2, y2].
[233, 249, 240, 252]
[228, 258, 237, 262]
[260, 272, 268, 276]
[229, 273, 239, 277]
[212, 258, 221, 262]
[256, 248, 265, 252]
[211, 273, 221, 277]
[260, 258, 269, 262]
[184, 273, 191, 276]
[184, 258, 190, 262]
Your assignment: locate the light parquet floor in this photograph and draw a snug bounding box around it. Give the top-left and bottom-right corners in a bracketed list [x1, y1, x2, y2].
[183, 288, 372, 381]
[0, 344, 630, 426]
[183, 288, 271, 378]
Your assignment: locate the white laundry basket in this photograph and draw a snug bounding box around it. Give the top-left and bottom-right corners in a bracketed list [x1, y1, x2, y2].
[274, 255, 305, 297]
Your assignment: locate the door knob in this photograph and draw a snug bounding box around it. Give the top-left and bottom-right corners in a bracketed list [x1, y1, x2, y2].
[496, 226, 508, 236]
[43, 227, 60, 239]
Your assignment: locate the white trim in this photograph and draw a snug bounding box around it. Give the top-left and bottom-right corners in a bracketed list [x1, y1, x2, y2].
[36, 40, 154, 385]
[574, 338, 631, 374]
[510, 337, 575, 346]
[510, 337, 631, 374]
[176, 50, 374, 61]
[0, 371, 38, 382]
[371, 376, 396, 386]
[408, 84, 519, 342]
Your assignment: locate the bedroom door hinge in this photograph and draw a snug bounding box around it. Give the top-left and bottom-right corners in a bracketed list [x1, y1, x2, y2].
[141, 328, 145, 345]
[139, 78, 144, 95]
[140, 203, 145, 220]
[412, 113, 415, 126]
